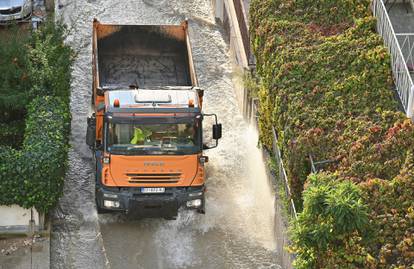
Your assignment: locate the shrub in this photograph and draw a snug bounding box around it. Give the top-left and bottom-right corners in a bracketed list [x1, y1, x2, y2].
[291, 174, 370, 269]
[0, 27, 31, 114]
[0, 20, 73, 213]
[0, 21, 72, 149]
[0, 97, 70, 212]
[27, 21, 72, 100]
[0, 121, 25, 148]
[0, 27, 30, 146]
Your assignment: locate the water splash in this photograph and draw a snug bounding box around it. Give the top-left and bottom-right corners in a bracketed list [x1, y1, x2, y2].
[51, 0, 281, 268]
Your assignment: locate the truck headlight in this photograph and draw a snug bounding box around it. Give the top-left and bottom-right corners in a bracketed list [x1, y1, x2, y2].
[104, 200, 120, 208]
[186, 199, 202, 208]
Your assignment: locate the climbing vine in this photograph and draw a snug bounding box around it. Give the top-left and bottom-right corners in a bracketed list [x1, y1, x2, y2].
[250, 0, 414, 267]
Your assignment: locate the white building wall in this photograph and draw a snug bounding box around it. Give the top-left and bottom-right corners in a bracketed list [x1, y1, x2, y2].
[0, 205, 39, 230]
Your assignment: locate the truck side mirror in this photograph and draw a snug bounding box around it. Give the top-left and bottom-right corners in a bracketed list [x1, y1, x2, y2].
[213, 124, 222, 140]
[86, 116, 96, 148]
[203, 113, 221, 149]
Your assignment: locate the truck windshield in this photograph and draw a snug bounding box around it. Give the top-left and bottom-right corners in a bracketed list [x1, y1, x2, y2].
[106, 120, 201, 155]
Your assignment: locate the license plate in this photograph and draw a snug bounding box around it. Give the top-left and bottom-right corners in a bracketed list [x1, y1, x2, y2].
[141, 187, 165, 193]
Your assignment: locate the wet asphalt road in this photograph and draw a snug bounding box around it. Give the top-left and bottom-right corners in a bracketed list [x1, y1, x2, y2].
[50, 1, 281, 268]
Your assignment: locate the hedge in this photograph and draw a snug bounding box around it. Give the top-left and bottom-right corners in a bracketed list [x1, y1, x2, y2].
[0, 121, 25, 148]
[0, 20, 72, 213]
[0, 27, 31, 114]
[250, 0, 414, 268]
[0, 97, 70, 212]
[27, 21, 72, 100]
[0, 21, 72, 147]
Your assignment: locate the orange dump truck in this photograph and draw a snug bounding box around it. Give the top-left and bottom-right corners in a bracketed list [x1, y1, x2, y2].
[86, 19, 222, 218]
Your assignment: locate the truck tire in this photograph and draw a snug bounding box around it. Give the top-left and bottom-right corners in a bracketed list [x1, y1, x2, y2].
[197, 208, 206, 214]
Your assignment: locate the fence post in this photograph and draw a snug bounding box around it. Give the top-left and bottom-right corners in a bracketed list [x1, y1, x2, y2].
[243, 71, 250, 119]
[408, 85, 414, 119]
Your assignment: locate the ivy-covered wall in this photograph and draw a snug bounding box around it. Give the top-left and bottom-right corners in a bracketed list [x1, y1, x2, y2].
[250, 0, 414, 268]
[0, 21, 72, 213]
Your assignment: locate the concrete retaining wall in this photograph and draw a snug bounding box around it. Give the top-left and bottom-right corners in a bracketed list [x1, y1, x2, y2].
[0, 205, 43, 235]
[212, 0, 251, 116]
[213, 0, 249, 68]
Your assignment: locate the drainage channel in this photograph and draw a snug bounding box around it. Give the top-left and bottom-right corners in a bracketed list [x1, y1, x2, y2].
[51, 0, 281, 268]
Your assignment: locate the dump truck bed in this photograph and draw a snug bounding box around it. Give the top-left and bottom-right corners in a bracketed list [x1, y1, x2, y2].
[93, 21, 198, 89]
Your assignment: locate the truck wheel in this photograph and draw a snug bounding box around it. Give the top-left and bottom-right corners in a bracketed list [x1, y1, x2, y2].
[197, 208, 206, 214]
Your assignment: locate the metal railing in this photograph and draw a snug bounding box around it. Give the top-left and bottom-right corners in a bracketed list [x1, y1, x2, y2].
[246, 95, 296, 268]
[247, 94, 297, 220]
[309, 154, 339, 174]
[396, 33, 414, 74]
[271, 127, 298, 220]
[250, 98, 259, 127]
[271, 127, 298, 267]
[372, 0, 414, 118]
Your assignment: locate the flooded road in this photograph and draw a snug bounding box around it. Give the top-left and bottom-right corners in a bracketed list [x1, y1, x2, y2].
[99, 126, 279, 269]
[51, 0, 281, 268]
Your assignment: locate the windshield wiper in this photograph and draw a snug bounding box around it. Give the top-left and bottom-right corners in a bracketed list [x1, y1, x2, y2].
[127, 145, 160, 150]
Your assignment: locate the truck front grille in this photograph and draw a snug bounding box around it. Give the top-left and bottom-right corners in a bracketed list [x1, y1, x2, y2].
[126, 173, 181, 184]
[0, 7, 22, 15]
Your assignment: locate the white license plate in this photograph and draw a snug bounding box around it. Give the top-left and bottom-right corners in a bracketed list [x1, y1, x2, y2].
[141, 187, 165, 193]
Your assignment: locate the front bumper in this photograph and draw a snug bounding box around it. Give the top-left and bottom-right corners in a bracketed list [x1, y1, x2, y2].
[96, 185, 205, 218]
[0, 5, 32, 24]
